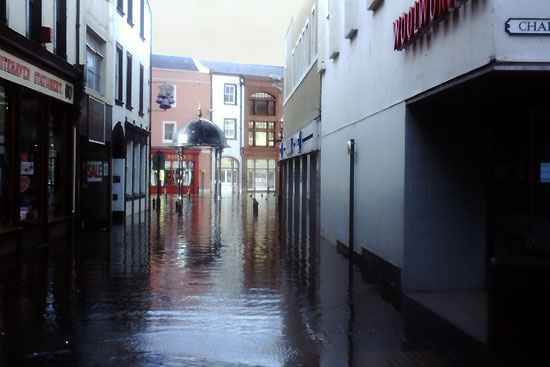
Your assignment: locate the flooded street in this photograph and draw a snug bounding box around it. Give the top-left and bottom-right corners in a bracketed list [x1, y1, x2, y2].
[0, 195, 541, 367]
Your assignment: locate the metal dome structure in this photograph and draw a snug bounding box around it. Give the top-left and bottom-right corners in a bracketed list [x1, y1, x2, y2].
[172, 110, 228, 149]
[172, 109, 228, 203]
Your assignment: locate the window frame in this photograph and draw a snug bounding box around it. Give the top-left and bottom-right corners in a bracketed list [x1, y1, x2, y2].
[139, 0, 145, 40]
[162, 121, 176, 143]
[224, 83, 236, 105]
[0, 0, 6, 25]
[249, 92, 276, 116]
[248, 120, 277, 147]
[86, 31, 104, 94]
[127, 0, 133, 26]
[117, 0, 124, 15]
[126, 52, 133, 110]
[115, 43, 124, 106]
[223, 118, 236, 140]
[138, 64, 144, 116]
[54, 0, 67, 59]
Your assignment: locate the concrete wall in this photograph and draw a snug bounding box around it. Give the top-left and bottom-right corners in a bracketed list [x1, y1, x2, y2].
[403, 105, 487, 291]
[320, 103, 406, 268]
[283, 0, 321, 138]
[318, 0, 550, 274]
[493, 0, 550, 62]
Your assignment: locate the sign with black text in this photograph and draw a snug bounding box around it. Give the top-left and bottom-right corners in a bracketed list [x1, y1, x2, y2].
[506, 18, 550, 35]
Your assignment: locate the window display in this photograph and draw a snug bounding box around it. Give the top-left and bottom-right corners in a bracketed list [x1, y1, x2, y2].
[19, 94, 41, 221]
[0, 86, 8, 227]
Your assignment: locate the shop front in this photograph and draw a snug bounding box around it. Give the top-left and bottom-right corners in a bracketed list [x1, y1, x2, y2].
[404, 66, 550, 347]
[150, 148, 199, 196]
[0, 27, 82, 255]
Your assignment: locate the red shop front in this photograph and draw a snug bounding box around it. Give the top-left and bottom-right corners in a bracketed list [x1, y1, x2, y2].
[150, 148, 199, 195]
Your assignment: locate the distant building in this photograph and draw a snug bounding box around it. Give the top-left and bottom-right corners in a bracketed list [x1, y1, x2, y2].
[199, 60, 284, 195]
[150, 55, 212, 196]
[150, 57, 284, 198]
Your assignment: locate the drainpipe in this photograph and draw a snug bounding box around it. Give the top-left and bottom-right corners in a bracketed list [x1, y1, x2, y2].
[76, 0, 80, 65]
[239, 75, 245, 195]
[348, 139, 355, 264]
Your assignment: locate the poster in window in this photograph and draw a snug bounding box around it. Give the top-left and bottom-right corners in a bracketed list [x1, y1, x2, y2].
[541, 163, 550, 183]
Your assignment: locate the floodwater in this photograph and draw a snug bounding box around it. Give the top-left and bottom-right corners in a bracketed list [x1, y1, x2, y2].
[0, 195, 543, 366]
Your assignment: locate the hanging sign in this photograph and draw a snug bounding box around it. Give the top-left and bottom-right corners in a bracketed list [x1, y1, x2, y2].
[0, 48, 74, 104]
[506, 19, 550, 35]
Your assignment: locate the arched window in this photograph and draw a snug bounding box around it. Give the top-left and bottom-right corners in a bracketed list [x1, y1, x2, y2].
[249, 92, 276, 116]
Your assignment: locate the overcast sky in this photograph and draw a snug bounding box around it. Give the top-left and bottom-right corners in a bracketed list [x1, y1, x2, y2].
[150, 0, 299, 66]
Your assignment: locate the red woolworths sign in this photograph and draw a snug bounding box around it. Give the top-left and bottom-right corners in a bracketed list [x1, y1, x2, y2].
[393, 0, 470, 51]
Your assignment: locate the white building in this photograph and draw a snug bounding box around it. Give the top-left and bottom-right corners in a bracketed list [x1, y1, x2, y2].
[285, 0, 550, 346]
[208, 71, 244, 196]
[199, 60, 284, 197]
[79, 0, 152, 225]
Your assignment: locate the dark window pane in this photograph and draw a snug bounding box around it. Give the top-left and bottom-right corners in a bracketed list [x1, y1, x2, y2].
[249, 100, 254, 115]
[48, 106, 65, 217]
[269, 101, 275, 116]
[20, 95, 41, 221]
[256, 100, 267, 115]
[0, 86, 9, 227]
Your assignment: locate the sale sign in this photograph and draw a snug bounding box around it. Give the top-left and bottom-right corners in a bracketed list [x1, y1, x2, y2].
[87, 161, 103, 182]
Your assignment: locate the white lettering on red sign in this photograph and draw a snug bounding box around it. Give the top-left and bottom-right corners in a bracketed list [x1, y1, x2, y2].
[87, 161, 103, 182]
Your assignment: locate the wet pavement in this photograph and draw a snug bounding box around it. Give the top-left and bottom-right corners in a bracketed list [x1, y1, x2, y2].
[0, 195, 548, 367]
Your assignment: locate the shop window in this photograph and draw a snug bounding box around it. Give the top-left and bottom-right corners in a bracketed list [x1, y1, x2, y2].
[126, 52, 133, 110]
[0, 86, 9, 227]
[221, 157, 238, 186]
[224, 84, 236, 104]
[115, 44, 123, 105]
[163, 121, 175, 143]
[224, 118, 236, 139]
[249, 92, 276, 116]
[247, 158, 276, 192]
[86, 30, 104, 94]
[48, 105, 66, 218]
[19, 94, 41, 221]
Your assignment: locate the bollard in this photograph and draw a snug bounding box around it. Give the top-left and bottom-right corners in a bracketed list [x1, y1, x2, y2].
[152, 198, 156, 210]
[253, 197, 259, 215]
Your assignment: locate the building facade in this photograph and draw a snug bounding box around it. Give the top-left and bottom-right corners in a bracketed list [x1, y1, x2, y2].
[200, 60, 284, 196]
[0, 0, 83, 255]
[285, 0, 550, 347]
[150, 55, 212, 197]
[281, 0, 322, 234]
[79, 0, 152, 226]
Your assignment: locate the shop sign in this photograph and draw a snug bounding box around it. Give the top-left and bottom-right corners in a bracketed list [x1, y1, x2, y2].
[87, 161, 103, 182]
[393, 0, 470, 51]
[506, 18, 550, 35]
[0, 48, 74, 104]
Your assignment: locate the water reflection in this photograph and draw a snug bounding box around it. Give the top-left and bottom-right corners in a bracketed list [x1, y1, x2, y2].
[0, 194, 531, 367]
